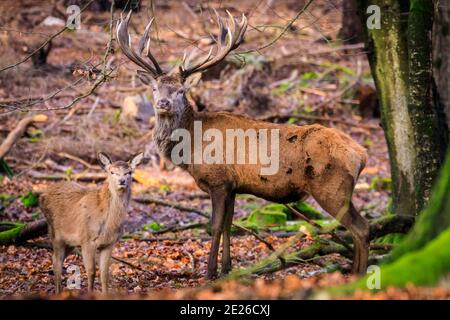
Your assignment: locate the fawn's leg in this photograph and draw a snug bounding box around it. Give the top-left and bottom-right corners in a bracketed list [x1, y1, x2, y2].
[207, 187, 229, 279]
[221, 193, 235, 275]
[99, 245, 113, 293]
[81, 244, 96, 291]
[52, 241, 66, 294]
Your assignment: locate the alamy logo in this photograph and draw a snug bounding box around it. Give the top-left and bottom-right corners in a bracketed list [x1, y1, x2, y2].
[66, 264, 81, 290]
[366, 5, 381, 30]
[366, 265, 381, 290]
[170, 121, 280, 175]
[66, 5, 81, 30]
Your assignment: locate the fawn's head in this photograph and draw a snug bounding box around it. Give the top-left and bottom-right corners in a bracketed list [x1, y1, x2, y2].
[98, 152, 144, 192]
[116, 10, 247, 117]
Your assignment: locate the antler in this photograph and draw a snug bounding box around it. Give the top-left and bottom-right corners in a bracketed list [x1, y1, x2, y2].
[116, 11, 164, 77]
[179, 10, 247, 78]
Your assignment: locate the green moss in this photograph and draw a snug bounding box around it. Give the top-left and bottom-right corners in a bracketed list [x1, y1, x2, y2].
[292, 201, 325, 220]
[373, 233, 405, 245]
[20, 192, 39, 208]
[247, 208, 287, 228]
[330, 226, 450, 297]
[0, 222, 26, 245]
[409, 0, 433, 15]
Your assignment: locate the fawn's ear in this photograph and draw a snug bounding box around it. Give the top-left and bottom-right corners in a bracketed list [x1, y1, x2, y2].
[129, 152, 144, 170]
[98, 152, 112, 169]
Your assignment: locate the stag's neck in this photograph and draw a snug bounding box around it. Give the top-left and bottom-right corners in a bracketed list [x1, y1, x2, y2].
[154, 102, 195, 159]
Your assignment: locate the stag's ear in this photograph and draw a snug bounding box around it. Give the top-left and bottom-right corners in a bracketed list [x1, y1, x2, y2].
[137, 70, 157, 87]
[129, 152, 144, 170]
[183, 73, 202, 90]
[98, 152, 112, 170]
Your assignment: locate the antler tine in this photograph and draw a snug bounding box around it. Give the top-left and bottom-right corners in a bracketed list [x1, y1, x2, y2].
[140, 18, 163, 74]
[116, 11, 164, 77]
[180, 10, 247, 78]
[230, 12, 247, 50]
[214, 8, 228, 47]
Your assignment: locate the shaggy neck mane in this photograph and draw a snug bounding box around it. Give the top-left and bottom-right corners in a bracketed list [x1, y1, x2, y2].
[154, 97, 194, 160]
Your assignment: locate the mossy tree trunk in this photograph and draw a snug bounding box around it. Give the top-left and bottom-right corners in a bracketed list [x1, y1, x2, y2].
[359, 0, 448, 216]
[433, 0, 450, 127]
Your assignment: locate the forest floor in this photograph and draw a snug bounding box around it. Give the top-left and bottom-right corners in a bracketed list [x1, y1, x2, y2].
[1, 0, 448, 299]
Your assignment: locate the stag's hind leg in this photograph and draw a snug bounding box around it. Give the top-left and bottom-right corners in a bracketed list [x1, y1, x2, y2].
[340, 202, 369, 274]
[311, 183, 369, 274]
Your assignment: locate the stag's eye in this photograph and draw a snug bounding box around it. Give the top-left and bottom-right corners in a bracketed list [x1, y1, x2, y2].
[176, 89, 184, 95]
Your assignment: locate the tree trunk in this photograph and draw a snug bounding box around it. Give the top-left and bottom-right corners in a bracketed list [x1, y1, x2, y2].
[338, 0, 363, 43]
[433, 0, 450, 127]
[359, 0, 448, 216]
[388, 145, 450, 261]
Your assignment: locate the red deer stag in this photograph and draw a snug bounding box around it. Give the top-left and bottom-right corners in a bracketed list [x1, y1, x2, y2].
[117, 11, 369, 279]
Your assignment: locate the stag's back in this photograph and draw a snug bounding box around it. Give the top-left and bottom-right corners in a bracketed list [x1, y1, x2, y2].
[188, 113, 367, 203]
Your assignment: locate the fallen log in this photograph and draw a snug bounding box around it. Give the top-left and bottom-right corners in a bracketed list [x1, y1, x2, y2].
[336, 214, 415, 242]
[27, 170, 106, 181]
[0, 219, 47, 245]
[0, 114, 47, 159]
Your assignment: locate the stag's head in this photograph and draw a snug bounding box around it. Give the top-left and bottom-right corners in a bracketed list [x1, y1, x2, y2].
[116, 10, 247, 117]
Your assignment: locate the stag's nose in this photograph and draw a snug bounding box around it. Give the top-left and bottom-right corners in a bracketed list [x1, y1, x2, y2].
[157, 98, 171, 110]
[118, 178, 127, 186]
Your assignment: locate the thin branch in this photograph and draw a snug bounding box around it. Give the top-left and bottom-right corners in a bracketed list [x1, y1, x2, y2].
[285, 204, 353, 252]
[0, 0, 96, 74]
[237, 0, 315, 54]
[133, 196, 279, 255]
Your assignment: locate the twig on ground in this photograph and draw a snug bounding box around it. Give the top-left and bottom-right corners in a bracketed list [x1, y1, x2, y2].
[27, 170, 106, 181]
[183, 249, 196, 274]
[57, 152, 101, 170]
[134, 196, 280, 256]
[285, 204, 353, 252]
[150, 222, 207, 235]
[0, 115, 48, 158]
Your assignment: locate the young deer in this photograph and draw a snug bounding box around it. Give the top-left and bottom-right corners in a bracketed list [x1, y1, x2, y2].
[40, 152, 144, 293]
[117, 11, 369, 278]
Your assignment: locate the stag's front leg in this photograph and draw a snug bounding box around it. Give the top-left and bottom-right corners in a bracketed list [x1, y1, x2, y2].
[207, 188, 228, 279]
[221, 193, 235, 275]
